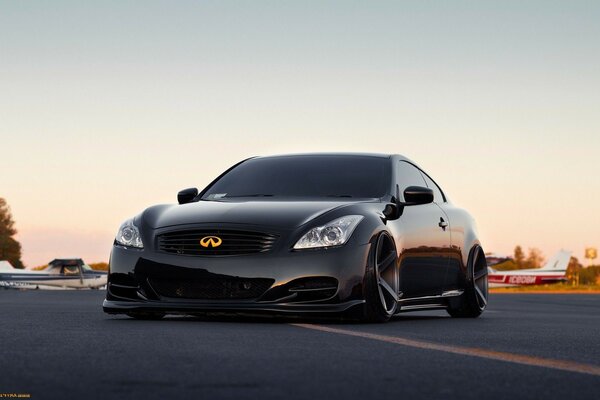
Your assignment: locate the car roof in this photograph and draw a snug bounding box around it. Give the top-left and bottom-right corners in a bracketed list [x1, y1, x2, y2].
[252, 153, 419, 166]
[253, 152, 400, 160]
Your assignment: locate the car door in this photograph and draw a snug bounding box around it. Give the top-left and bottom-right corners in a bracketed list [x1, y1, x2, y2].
[419, 171, 462, 292]
[390, 161, 451, 299]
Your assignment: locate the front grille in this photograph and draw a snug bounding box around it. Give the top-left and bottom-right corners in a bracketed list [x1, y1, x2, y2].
[148, 277, 274, 300]
[157, 229, 278, 256]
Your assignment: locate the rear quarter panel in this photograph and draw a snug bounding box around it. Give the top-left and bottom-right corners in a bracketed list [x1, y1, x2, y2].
[441, 204, 481, 291]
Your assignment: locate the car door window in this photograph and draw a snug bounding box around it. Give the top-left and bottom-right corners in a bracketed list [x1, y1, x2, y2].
[396, 161, 427, 202]
[420, 172, 446, 203]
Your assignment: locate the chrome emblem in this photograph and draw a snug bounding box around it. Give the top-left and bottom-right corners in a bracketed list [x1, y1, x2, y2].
[200, 236, 222, 248]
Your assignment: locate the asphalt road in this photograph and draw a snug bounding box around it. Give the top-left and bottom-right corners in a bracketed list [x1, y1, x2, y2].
[1, 291, 599, 400]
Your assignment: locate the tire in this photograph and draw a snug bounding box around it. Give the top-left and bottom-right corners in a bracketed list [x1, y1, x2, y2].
[126, 312, 166, 320]
[361, 232, 400, 323]
[447, 245, 488, 318]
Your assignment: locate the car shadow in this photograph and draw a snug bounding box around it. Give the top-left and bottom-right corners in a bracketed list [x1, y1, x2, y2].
[105, 311, 449, 325]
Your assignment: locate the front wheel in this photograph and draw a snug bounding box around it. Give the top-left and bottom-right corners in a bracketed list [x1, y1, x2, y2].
[447, 245, 488, 318]
[360, 232, 400, 323]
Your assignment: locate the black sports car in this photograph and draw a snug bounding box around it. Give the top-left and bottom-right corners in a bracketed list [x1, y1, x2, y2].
[103, 153, 488, 322]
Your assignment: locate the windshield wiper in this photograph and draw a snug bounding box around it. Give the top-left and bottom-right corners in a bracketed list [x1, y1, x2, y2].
[326, 194, 353, 198]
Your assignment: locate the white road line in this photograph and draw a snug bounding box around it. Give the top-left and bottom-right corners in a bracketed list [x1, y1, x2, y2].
[292, 323, 600, 377]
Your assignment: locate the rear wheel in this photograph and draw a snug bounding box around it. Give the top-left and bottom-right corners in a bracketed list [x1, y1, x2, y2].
[447, 245, 488, 318]
[361, 232, 399, 323]
[126, 312, 166, 320]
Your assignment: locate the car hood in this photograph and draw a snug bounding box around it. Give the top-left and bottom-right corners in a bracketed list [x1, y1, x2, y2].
[142, 200, 366, 229]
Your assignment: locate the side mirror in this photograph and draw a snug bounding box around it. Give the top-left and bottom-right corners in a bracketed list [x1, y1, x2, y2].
[177, 188, 198, 204]
[403, 186, 434, 206]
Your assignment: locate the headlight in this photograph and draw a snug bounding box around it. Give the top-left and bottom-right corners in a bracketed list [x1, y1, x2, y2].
[115, 218, 144, 249]
[293, 215, 364, 249]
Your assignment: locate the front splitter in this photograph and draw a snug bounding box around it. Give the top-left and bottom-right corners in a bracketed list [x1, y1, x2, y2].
[103, 298, 365, 316]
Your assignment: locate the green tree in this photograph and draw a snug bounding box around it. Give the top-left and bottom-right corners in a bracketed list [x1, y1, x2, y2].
[525, 248, 545, 269]
[513, 246, 525, 268]
[0, 198, 24, 269]
[579, 266, 600, 285]
[566, 256, 583, 285]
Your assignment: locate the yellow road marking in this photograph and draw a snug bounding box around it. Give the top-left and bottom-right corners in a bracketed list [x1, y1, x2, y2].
[292, 323, 600, 377]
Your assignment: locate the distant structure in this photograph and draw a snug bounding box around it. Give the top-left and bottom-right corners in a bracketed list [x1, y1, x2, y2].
[0, 258, 107, 289]
[585, 248, 597, 267]
[488, 250, 572, 287]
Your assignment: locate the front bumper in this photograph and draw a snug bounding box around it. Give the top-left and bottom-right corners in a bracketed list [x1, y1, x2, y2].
[103, 240, 371, 316]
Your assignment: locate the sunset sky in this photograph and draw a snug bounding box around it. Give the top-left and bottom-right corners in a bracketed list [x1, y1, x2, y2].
[1, 1, 599, 267]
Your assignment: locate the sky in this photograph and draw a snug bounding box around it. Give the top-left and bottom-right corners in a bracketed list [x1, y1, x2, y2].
[1, 1, 599, 267]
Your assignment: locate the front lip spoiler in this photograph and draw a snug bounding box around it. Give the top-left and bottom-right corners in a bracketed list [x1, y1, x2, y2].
[103, 299, 365, 315]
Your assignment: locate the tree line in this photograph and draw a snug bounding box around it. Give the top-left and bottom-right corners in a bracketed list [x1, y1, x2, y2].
[0, 197, 24, 269]
[492, 246, 545, 270]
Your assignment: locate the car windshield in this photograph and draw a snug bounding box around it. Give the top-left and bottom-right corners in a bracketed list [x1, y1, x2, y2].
[202, 155, 391, 200]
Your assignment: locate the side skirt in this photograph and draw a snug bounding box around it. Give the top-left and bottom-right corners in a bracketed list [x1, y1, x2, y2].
[396, 290, 464, 314]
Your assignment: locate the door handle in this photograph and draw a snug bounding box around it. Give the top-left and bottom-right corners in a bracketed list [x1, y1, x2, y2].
[438, 217, 448, 230]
